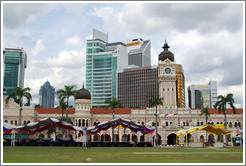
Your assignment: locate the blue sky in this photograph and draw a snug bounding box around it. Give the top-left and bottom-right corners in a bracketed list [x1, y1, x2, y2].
[2, 2, 244, 108]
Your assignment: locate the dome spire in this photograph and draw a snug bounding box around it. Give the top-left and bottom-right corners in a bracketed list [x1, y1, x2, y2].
[162, 39, 170, 51]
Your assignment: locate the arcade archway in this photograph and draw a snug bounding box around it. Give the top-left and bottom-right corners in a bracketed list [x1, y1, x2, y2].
[167, 133, 177, 145]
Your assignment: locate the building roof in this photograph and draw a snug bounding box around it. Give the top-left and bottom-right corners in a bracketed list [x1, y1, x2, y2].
[158, 41, 175, 62]
[75, 84, 91, 100]
[91, 108, 131, 114]
[35, 108, 75, 114]
[191, 108, 243, 114]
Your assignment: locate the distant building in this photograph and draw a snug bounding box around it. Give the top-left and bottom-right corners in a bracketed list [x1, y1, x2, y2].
[3, 48, 27, 95]
[188, 81, 218, 108]
[126, 38, 151, 67]
[118, 66, 159, 108]
[85, 29, 128, 107]
[39, 81, 55, 108]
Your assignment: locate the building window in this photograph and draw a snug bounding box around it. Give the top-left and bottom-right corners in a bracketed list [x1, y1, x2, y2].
[197, 122, 200, 126]
[82, 119, 85, 127]
[166, 122, 168, 126]
[201, 122, 204, 125]
[229, 122, 232, 128]
[79, 119, 81, 127]
[238, 122, 241, 127]
[234, 122, 237, 127]
[4, 120, 8, 123]
[183, 122, 185, 126]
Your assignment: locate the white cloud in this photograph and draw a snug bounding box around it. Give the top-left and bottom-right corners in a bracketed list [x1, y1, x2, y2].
[31, 39, 45, 57]
[64, 36, 82, 47]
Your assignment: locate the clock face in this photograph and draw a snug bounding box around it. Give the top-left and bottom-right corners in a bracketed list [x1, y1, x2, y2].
[165, 67, 171, 74]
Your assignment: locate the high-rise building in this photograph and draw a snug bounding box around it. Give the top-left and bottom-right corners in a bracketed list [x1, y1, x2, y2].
[118, 66, 159, 108]
[158, 41, 186, 111]
[188, 81, 218, 109]
[3, 48, 27, 95]
[39, 81, 55, 108]
[118, 41, 185, 109]
[85, 29, 128, 107]
[126, 38, 151, 67]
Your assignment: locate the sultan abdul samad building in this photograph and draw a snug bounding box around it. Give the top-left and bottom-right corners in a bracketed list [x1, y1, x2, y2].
[3, 41, 243, 145]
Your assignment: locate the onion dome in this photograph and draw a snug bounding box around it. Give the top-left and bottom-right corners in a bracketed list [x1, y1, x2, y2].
[75, 84, 91, 100]
[158, 40, 175, 62]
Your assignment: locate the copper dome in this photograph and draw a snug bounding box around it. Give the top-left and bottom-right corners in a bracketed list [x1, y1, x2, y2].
[75, 84, 91, 100]
[158, 41, 175, 62]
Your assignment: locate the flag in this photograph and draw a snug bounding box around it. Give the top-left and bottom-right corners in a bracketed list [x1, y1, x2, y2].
[164, 114, 168, 117]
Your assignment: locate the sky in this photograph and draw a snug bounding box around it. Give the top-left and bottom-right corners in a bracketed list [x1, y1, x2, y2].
[1, 2, 244, 108]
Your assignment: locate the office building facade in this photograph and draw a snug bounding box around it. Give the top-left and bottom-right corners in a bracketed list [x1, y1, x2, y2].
[85, 29, 128, 107]
[118, 66, 159, 108]
[126, 38, 151, 67]
[3, 48, 27, 95]
[188, 81, 218, 108]
[39, 81, 55, 108]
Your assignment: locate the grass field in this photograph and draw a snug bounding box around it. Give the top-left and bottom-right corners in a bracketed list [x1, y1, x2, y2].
[3, 146, 243, 163]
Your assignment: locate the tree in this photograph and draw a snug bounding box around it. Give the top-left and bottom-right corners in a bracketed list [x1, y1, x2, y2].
[104, 97, 123, 143]
[200, 106, 210, 125]
[7, 87, 32, 126]
[149, 96, 163, 147]
[56, 97, 66, 122]
[200, 106, 210, 142]
[56, 85, 78, 122]
[214, 93, 236, 144]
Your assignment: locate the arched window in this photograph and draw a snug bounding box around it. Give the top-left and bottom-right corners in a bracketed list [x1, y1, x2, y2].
[11, 120, 13, 124]
[82, 119, 85, 127]
[141, 122, 144, 125]
[94, 122, 97, 125]
[234, 122, 237, 127]
[220, 122, 223, 124]
[86, 119, 88, 127]
[4, 120, 8, 123]
[27, 121, 30, 124]
[79, 119, 81, 127]
[208, 122, 210, 125]
[201, 122, 204, 125]
[229, 122, 232, 128]
[15, 120, 17, 126]
[197, 122, 200, 126]
[211, 122, 214, 125]
[238, 122, 241, 127]
[166, 122, 168, 126]
[217, 122, 219, 124]
[183, 122, 185, 126]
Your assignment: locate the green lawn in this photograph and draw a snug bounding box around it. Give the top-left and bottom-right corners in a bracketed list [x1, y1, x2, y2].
[3, 146, 243, 163]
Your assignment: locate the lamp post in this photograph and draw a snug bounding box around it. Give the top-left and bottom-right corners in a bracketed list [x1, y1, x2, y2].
[155, 106, 158, 147]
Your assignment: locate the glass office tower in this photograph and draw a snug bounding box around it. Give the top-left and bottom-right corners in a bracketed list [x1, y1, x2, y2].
[3, 48, 27, 95]
[39, 81, 55, 108]
[86, 29, 127, 107]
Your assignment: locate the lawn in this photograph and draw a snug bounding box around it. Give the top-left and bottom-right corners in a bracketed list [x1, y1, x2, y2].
[3, 146, 243, 163]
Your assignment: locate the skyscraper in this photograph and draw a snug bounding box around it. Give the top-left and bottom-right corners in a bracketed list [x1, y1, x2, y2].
[126, 38, 151, 67]
[39, 81, 55, 108]
[118, 66, 159, 108]
[188, 81, 218, 108]
[85, 29, 128, 107]
[3, 48, 27, 95]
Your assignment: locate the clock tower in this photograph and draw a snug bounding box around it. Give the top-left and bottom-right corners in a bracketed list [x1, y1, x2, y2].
[158, 41, 177, 112]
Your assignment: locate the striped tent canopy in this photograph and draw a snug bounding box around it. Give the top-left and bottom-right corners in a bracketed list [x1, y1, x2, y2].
[86, 118, 155, 135]
[3, 117, 155, 135]
[177, 124, 231, 136]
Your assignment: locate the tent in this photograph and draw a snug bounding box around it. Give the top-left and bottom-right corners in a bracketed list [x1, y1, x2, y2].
[3, 117, 155, 146]
[176, 125, 233, 147]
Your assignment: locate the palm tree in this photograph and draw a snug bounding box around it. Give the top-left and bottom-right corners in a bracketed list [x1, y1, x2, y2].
[56, 97, 66, 121]
[105, 97, 123, 143]
[56, 85, 78, 122]
[6, 87, 32, 126]
[200, 106, 210, 125]
[214, 93, 236, 144]
[200, 106, 210, 142]
[149, 96, 163, 147]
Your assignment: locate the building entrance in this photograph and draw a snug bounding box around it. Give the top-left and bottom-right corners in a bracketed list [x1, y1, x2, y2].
[167, 134, 177, 145]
